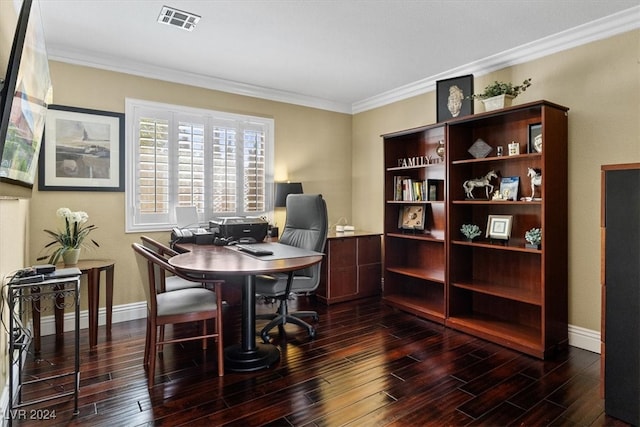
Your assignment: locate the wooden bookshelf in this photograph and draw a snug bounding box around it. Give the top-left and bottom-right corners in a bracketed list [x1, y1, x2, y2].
[382, 100, 569, 359]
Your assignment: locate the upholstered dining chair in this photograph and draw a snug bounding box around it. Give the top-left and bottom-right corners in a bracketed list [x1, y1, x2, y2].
[132, 242, 224, 387]
[140, 236, 203, 292]
[255, 194, 328, 343]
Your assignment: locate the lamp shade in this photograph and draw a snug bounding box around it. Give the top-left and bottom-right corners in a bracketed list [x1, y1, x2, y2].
[275, 182, 303, 207]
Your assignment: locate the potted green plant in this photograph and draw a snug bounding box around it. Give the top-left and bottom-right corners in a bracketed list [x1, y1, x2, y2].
[471, 78, 532, 111]
[37, 208, 99, 265]
[525, 227, 542, 249]
[460, 224, 482, 241]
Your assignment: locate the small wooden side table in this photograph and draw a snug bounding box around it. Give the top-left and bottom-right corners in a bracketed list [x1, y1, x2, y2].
[33, 259, 115, 352]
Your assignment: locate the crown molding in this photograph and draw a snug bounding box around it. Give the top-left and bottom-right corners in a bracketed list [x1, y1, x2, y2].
[46, 48, 354, 114]
[352, 6, 640, 114]
[47, 6, 639, 115]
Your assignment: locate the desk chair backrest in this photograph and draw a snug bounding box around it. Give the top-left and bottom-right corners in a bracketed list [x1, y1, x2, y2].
[133, 243, 173, 315]
[140, 236, 181, 293]
[280, 194, 328, 285]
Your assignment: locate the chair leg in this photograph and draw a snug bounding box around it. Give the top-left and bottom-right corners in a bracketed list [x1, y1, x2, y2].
[260, 315, 285, 343]
[202, 320, 208, 350]
[260, 298, 319, 342]
[148, 322, 157, 388]
[291, 310, 319, 322]
[158, 325, 165, 353]
[283, 314, 316, 339]
[144, 316, 151, 367]
[216, 314, 224, 377]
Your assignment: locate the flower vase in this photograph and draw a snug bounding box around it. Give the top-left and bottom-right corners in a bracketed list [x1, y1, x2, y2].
[481, 94, 515, 112]
[62, 248, 81, 266]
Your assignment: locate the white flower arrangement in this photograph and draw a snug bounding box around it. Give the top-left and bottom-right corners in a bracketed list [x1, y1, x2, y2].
[37, 208, 99, 264]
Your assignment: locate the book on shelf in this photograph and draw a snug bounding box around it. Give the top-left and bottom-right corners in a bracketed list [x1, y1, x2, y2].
[499, 176, 519, 201]
[394, 176, 427, 201]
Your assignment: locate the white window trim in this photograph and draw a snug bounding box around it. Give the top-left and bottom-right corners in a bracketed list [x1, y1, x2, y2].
[124, 98, 274, 233]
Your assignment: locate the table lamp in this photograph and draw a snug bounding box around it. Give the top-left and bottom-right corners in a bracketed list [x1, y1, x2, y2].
[275, 182, 303, 207]
[273, 182, 303, 237]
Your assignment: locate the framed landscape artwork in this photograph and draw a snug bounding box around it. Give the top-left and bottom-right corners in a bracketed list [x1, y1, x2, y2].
[39, 105, 124, 191]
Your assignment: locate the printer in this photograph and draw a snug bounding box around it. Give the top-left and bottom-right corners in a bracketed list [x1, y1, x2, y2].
[209, 216, 268, 243]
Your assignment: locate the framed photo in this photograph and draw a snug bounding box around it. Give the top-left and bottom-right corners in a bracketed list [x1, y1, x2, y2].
[499, 177, 519, 201]
[486, 215, 513, 240]
[399, 205, 426, 230]
[39, 105, 124, 191]
[528, 123, 542, 153]
[436, 74, 474, 122]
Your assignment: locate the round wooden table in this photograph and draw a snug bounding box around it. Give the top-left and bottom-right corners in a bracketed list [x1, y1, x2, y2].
[169, 243, 323, 372]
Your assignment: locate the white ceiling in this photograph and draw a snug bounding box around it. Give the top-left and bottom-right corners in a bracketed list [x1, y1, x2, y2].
[37, 0, 640, 113]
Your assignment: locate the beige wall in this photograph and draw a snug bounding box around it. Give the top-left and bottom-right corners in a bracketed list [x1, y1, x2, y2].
[27, 62, 353, 309]
[0, 13, 636, 371]
[352, 29, 640, 332]
[0, 198, 29, 404]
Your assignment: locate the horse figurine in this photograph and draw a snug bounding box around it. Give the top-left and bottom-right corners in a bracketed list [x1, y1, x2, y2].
[463, 170, 498, 199]
[527, 167, 542, 200]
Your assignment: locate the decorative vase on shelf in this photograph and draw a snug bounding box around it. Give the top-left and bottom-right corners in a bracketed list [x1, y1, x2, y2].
[482, 94, 515, 112]
[436, 140, 445, 161]
[62, 248, 81, 266]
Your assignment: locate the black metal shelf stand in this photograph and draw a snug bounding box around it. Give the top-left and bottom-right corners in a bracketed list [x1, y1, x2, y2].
[6, 271, 81, 424]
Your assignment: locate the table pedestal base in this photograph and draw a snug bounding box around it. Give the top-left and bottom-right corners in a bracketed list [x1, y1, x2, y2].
[224, 343, 280, 372]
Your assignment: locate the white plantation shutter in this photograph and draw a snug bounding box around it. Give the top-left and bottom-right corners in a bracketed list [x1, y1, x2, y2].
[177, 119, 206, 211]
[126, 99, 274, 232]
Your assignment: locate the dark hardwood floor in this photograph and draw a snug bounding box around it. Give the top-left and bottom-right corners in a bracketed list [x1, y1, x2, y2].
[13, 297, 629, 426]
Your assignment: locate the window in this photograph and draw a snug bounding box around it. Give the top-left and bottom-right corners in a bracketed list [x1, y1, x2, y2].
[125, 99, 274, 232]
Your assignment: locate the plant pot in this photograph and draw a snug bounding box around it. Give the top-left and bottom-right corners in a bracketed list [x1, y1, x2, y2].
[62, 248, 81, 266]
[481, 94, 515, 112]
[525, 243, 541, 250]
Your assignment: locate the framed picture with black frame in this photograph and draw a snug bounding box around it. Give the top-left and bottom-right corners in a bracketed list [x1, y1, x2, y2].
[436, 74, 474, 122]
[39, 105, 125, 191]
[399, 205, 426, 230]
[528, 123, 542, 153]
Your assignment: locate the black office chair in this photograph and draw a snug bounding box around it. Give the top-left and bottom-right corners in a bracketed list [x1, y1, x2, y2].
[256, 194, 328, 343]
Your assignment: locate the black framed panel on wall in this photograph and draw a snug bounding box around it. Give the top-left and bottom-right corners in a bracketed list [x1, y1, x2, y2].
[436, 74, 473, 122]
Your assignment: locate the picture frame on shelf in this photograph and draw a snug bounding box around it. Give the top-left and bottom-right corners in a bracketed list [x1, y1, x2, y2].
[468, 138, 492, 159]
[498, 176, 519, 201]
[399, 205, 426, 230]
[486, 215, 513, 240]
[39, 105, 124, 192]
[427, 179, 439, 201]
[436, 74, 474, 122]
[528, 123, 542, 153]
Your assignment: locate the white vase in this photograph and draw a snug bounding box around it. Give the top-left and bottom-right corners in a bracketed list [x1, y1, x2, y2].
[482, 94, 515, 112]
[62, 248, 81, 266]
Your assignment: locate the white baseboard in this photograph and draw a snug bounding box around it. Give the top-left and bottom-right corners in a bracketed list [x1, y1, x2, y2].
[38, 301, 147, 336]
[36, 302, 603, 355]
[568, 324, 601, 354]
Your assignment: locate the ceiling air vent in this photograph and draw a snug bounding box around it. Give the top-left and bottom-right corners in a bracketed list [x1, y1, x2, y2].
[157, 6, 201, 31]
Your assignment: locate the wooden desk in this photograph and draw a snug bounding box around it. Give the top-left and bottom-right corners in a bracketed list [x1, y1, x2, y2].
[317, 231, 382, 304]
[33, 259, 115, 352]
[170, 243, 323, 372]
